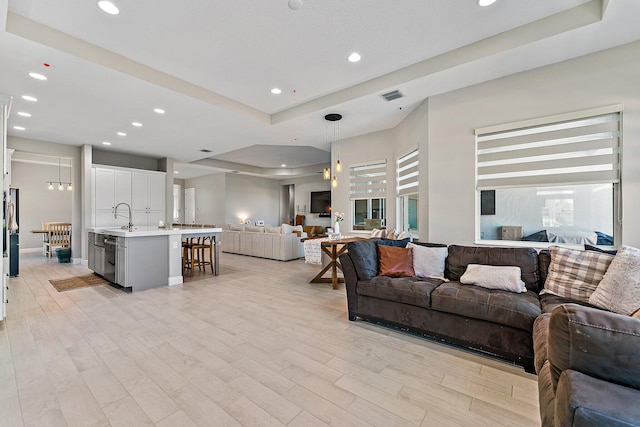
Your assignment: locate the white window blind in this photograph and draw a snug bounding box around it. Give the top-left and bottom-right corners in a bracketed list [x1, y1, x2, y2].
[397, 149, 419, 196]
[476, 112, 620, 190]
[350, 161, 387, 200]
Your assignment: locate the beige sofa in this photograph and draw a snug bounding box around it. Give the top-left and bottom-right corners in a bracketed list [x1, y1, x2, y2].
[222, 224, 306, 261]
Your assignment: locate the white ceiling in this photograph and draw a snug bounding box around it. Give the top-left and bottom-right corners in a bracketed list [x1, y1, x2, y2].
[2, 0, 640, 177]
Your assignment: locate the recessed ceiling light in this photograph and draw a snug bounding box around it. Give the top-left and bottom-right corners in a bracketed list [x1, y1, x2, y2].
[281, 164, 286, 168]
[13, 126, 25, 131]
[117, 131, 126, 136]
[131, 122, 142, 127]
[270, 88, 282, 95]
[288, 0, 303, 11]
[478, 0, 497, 6]
[153, 108, 165, 114]
[174, 171, 179, 174]
[347, 52, 361, 63]
[17, 112, 31, 117]
[102, 141, 112, 145]
[22, 95, 37, 102]
[98, 1, 120, 15]
[28, 72, 47, 81]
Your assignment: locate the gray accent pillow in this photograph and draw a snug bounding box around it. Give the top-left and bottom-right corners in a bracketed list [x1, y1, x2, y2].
[346, 239, 380, 280]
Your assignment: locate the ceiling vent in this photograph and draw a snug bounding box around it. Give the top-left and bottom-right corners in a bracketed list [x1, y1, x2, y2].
[199, 149, 212, 153]
[380, 90, 404, 102]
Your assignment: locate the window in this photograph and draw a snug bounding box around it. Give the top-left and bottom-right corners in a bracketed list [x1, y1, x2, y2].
[350, 161, 387, 230]
[397, 149, 419, 234]
[475, 107, 621, 245]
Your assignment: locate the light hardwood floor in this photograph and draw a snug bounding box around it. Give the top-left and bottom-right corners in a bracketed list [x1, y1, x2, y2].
[1, 253, 540, 427]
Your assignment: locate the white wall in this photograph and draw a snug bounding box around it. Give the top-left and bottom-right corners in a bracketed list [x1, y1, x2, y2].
[328, 41, 640, 247]
[224, 173, 281, 226]
[393, 99, 429, 238]
[280, 175, 331, 228]
[8, 137, 83, 257]
[183, 173, 225, 226]
[330, 128, 396, 233]
[330, 100, 429, 236]
[428, 40, 640, 247]
[11, 161, 73, 250]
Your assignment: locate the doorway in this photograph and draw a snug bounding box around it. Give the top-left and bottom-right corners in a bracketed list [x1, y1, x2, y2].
[184, 187, 196, 224]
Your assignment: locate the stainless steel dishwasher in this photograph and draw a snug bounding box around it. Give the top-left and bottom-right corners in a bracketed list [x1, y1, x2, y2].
[103, 235, 117, 284]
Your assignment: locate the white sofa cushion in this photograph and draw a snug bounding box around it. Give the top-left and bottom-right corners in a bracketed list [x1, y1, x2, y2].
[265, 225, 281, 233]
[245, 225, 265, 233]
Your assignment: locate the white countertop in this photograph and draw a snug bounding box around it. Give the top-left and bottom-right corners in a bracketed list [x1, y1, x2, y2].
[88, 227, 222, 238]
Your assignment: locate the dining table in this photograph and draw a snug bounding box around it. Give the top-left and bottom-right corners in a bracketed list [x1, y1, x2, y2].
[307, 236, 365, 289]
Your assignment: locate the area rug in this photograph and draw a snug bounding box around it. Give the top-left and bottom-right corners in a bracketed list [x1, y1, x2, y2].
[49, 274, 108, 292]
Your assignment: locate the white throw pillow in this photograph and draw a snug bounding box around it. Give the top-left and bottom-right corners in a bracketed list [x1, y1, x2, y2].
[460, 264, 526, 293]
[281, 223, 294, 234]
[265, 225, 281, 234]
[589, 245, 640, 315]
[407, 243, 447, 279]
[229, 224, 245, 231]
[245, 225, 264, 233]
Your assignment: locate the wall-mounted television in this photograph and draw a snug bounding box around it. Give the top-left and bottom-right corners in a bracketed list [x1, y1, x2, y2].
[310, 191, 331, 215]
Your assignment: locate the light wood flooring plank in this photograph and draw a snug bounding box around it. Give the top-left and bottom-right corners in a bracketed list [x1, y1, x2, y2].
[2, 253, 541, 427]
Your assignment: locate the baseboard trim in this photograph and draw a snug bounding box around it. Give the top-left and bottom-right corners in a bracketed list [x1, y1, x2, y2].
[168, 276, 183, 286]
[19, 247, 42, 254]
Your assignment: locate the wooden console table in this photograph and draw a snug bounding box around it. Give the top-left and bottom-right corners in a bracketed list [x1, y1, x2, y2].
[309, 237, 364, 289]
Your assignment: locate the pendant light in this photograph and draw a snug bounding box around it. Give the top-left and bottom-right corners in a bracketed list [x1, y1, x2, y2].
[46, 156, 73, 191]
[325, 113, 343, 187]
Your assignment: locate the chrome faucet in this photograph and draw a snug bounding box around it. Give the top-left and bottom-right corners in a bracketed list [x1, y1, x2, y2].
[114, 202, 134, 231]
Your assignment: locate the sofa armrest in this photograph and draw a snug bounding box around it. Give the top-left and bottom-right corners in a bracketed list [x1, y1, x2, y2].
[555, 369, 640, 427]
[339, 252, 359, 320]
[548, 303, 640, 392]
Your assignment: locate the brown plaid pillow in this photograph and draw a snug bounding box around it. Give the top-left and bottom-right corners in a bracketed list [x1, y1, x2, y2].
[541, 246, 614, 303]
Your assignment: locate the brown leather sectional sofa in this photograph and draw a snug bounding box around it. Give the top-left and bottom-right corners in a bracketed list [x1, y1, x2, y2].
[340, 241, 640, 426]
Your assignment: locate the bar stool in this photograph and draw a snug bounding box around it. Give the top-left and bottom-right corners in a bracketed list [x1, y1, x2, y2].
[182, 236, 197, 277]
[191, 236, 214, 274]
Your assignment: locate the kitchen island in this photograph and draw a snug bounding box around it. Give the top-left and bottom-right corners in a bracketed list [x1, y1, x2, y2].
[88, 227, 222, 292]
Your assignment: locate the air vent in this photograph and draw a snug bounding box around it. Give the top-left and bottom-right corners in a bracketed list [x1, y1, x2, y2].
[200, 149, 212, 153]
[380, 90, 404, 102]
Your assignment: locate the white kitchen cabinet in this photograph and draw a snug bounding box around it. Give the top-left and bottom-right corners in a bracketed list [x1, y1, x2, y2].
[94, 167, 133, 227]
[132, 170, 165, 227]
[92, 166, 164, 228]
[131, 209, 164, 228]
[132, 171, 165, 211]
[95, 167, 131, 210]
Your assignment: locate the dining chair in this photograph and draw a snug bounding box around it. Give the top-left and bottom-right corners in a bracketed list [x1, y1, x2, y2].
[45, 223, 72, 257]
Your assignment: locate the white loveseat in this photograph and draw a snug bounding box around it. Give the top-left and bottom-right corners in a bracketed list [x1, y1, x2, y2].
[221, 224, 306, 261]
